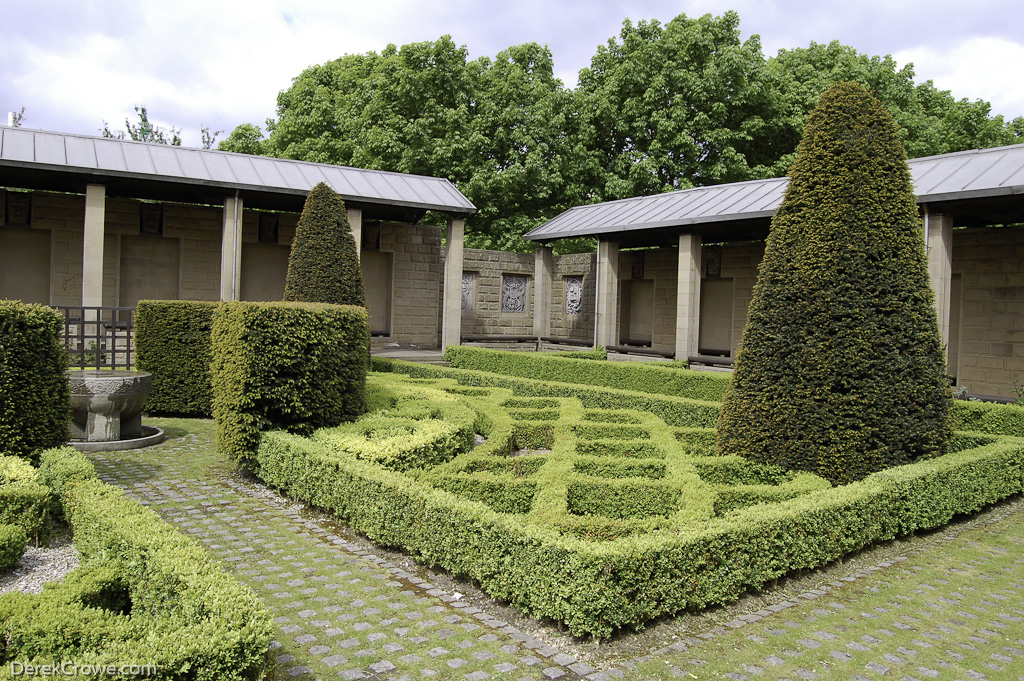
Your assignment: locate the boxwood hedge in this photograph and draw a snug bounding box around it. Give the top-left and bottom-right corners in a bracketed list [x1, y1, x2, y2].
[136, 300, 218, 416]
[0, 301, 69, 460]
[0, 446, 275, 679]
[253, 363, 1024, 637]
[444, 346, 729, 402]
[211, 301, 369, 463]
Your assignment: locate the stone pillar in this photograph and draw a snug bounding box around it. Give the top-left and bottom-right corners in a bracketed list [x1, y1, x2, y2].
[82, 185, 106, 307]
[533, 246, 553, 339]
[441, 218, 465, 350]
[347, 208, 362, 259]
[675, 233, 702, 361]
[595, 240, 619, 349]
[220, 195, 243, 301]
[925, 210, 954, 358]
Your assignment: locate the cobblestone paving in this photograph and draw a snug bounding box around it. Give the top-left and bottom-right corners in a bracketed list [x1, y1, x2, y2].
[90, 427, 1024, 681]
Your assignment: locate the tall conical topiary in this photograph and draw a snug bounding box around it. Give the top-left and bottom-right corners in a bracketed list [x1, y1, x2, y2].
[284, 182, 366, 307]
[716, 82, 952, 486]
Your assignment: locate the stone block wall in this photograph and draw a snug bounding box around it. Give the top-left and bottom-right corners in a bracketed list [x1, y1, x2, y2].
[952, 225, 1024, 399]
[375, 222, 443, 348]
[719, 241, 765, 355]
[550, 252, 597, 342]
[460, 249, 535, 336]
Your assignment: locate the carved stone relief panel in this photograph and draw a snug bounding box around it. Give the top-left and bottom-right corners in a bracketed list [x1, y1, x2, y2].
[565, 276, 583, 315]
[462, 272, 475, 310]
[501, 274, 528, 313]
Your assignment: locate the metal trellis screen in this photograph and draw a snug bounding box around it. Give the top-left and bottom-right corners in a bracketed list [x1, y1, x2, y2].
[55, 306, 136, 370]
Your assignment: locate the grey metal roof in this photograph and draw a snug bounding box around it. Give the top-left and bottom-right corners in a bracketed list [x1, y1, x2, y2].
[525, 143, 1024, 242]
[0, 126, 476, 215]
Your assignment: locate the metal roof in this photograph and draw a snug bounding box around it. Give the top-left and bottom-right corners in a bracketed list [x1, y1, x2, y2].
[525, 143, 1024, 243]
[0, 126, 476, 216]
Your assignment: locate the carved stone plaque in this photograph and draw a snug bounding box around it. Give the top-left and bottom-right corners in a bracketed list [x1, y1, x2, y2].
[502, 274, 528, 313]
[565, 276, 583, 315]
[461, 272, 474, 310]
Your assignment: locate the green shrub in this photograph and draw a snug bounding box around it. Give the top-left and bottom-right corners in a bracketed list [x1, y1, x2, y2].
[0, 522, 27, 570]
[252, 368, 1024, 638]
[38, 446, 96, 505]
[374, 356, 721, 428]
[284, 182, 366, 307]
[445, 346, 729, 402]
[11, 446, 274, 678]
[0, 301, 69, 460]
[573, 458, 666, 479]
[211, 301, 369, 463]
[717, 83, 952, 485]
[950, 400, 1024, 437]
[548, 348, 607, 361]
[135, 300, 218, 416]
[0, 455, 51, 539]
[567, 480, 680, 519]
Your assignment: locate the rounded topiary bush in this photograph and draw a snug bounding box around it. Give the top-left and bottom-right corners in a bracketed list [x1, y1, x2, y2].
[0, 301, 69, 460]
[284, 182, 366, 307]
[716, 82, 952, 485]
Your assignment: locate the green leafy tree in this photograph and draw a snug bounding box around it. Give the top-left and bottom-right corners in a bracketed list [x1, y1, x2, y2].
[716, 82, 952, 486]
[218, 123, 268, 155]
[575, 11, 778, 200]
[461, 43, 598, 250]
[284, 182, 365, 307]
[765, 41, 1023, 172]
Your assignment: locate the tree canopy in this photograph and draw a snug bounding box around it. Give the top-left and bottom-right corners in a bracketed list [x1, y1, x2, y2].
[219, 12, 1023, 252]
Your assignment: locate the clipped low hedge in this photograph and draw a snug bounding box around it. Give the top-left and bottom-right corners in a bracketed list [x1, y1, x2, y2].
[1, 447, 274, 678]
[444, 346, 730, 402]
[373, 357, 721, 429]
[136, 300, 219, 416]
[257, 417, 1024, 638]
[0, 522, 28, 570]
[0, 454, 52, 539]
[286, 361, 1024, 638]
[211, 301, 369, 463]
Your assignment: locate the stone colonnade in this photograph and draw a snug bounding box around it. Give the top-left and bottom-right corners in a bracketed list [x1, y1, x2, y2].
[440, 215, 957, 364]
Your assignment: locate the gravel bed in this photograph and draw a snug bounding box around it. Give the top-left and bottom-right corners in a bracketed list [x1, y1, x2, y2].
[0, 527, 79, 596]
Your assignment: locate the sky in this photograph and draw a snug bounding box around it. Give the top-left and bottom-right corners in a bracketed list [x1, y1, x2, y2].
[3, 0, 1023, 148]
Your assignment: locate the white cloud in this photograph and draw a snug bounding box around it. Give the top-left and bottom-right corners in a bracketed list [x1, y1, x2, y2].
[894, 37, 1024, 120]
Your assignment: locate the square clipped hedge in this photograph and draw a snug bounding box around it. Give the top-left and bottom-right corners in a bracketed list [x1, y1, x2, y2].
[135, 300, 219, 416]
[0, 301, 69, 460]
[211, 301, 369, 463]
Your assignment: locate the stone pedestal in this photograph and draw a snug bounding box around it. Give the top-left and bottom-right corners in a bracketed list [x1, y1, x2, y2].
[67, 370, 153, 442]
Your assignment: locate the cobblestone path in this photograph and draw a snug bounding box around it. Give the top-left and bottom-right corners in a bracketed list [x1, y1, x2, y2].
[90, 424, 1024, 681]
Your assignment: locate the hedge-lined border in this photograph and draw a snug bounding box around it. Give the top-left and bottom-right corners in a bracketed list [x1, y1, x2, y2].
[0, 447, 273, 678]
[257, 422, 1024, 638]
[444, 346, 730, 402]
[258, 360, 1024, 637]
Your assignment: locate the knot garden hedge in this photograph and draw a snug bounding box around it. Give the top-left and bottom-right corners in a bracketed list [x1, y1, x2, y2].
[247, 349, 1024, 638]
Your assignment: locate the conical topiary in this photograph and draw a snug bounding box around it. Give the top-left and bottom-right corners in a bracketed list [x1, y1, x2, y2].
[716, 81, 952, 486]
[284, 182, 366, 307]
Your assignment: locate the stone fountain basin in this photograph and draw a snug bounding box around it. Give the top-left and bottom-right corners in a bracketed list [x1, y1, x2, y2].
[67, 369, 155, 444]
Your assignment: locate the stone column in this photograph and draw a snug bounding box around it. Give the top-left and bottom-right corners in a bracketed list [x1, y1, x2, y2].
[347, 207, 362, 259]
[220, 195, 243, 301]
[82, 185, 106, 307]
[675, 233, 702, 361]
[595, 240, 619, 349]
[925, 210, 954, 358]
[441, 218, 465, 350]
[533, 246, 553, 339]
